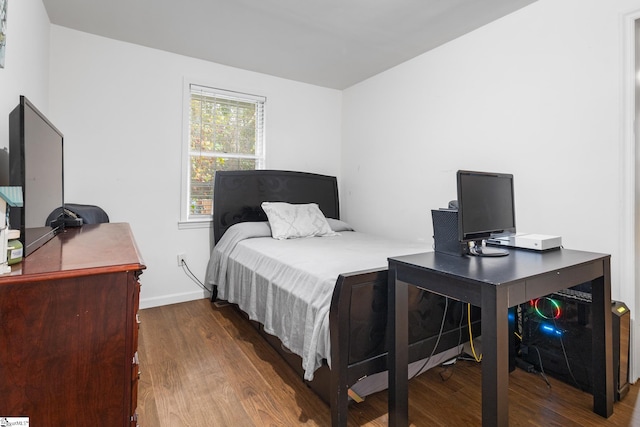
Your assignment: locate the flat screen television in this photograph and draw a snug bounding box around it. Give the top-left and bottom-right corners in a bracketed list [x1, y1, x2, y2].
[8, 96, 64, 257]
[456, 170, 516, 257]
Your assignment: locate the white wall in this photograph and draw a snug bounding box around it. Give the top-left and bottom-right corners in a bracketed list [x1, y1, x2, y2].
[48, 26, 342, 308]
[342, 0, 640, 378]
[0, 0, 51, 182]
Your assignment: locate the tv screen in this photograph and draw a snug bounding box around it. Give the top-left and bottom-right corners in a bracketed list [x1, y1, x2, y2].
[9, 96, 64, 257]
[457, 170, 516, 256]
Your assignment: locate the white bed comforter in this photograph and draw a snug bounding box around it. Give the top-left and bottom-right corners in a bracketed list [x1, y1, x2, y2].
[205, 221, 427, 380]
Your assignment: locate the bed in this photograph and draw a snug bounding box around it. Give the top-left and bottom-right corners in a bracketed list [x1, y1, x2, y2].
[205, 170, 480, 426]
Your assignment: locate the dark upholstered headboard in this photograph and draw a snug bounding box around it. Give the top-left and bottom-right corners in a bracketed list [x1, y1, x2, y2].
[212, 170, 339, 244]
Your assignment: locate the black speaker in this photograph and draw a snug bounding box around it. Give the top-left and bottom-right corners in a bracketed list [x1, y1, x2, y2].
[612, 301, 630, 401]
[431, 209, 466, 256]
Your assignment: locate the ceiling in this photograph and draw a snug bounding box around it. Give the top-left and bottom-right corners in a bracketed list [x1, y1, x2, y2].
[42, 0, 537, 90]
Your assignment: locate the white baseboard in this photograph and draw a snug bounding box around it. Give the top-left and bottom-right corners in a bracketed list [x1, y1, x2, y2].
[140, 289, 210, 309]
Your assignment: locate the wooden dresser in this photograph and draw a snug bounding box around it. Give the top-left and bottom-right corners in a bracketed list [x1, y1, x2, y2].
[0, 223, 145, 426]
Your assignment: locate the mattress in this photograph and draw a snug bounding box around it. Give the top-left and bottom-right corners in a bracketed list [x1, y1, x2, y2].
[206, 221, 428, 380]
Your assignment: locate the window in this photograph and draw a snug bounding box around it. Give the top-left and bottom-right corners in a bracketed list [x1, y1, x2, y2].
[181, 83, 265, 225]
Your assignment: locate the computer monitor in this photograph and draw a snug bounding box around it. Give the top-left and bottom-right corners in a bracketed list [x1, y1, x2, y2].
[456, 170, 516, 257]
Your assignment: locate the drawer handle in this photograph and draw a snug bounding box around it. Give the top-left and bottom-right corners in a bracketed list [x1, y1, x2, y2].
[136, 313, 141, 324]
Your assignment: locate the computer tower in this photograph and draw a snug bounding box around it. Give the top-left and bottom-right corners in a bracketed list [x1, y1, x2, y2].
[519, 284, 630, 401]
[431, 209, 466, 256]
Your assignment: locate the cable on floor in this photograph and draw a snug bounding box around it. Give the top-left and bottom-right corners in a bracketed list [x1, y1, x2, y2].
[179, 258, 212, 294]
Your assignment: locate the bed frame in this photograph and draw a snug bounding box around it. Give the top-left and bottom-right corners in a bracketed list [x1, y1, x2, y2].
[211, 170, 480, 426]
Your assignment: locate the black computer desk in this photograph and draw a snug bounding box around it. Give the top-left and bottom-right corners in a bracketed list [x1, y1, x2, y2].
[388, 248, 613, 426]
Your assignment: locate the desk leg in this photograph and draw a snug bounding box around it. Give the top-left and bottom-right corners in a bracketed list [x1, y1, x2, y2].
[388, 265, 408, 427]
[592, 258, 614, 417]
[481, 285, 509, 427]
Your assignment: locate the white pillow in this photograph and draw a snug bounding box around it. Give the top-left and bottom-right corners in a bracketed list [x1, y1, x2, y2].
[261, 202, 337, 240]
[325, 218, 354, 232]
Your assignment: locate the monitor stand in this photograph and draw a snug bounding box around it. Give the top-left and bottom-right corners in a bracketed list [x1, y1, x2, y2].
[468, 241, 509, 257]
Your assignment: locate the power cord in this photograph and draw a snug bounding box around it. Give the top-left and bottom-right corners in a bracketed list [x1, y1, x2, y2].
[552, 316, 580, 388]
[530, 345, 552, 388]
[438, 302, 466, 381]
[410, 296, 450, 380]
[179, 258, 212, 294]
[467, 303, 482, 362]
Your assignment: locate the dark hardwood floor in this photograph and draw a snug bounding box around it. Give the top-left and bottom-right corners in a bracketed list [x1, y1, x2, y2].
[137, 298, 640, 426]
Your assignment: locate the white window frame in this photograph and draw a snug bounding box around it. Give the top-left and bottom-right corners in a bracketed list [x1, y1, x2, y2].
[179, 79, 266, 228]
